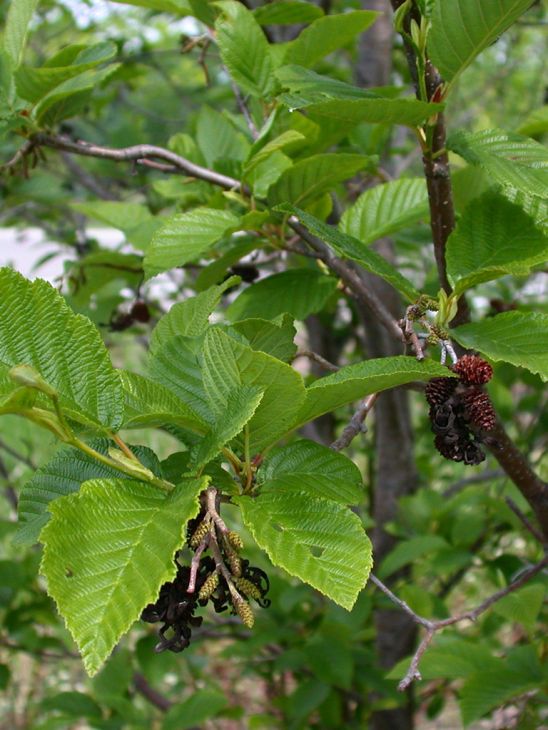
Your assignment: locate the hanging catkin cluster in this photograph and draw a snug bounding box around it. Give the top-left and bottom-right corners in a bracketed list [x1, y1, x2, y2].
[426, 355, 496, 465]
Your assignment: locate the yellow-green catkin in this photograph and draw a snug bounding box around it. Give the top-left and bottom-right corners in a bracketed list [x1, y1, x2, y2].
[189, 518, 210, 548]
[234, 596, 255, 628]
[233, 576, 261, 600]
[198, 571, 219, 601]
[226, 530, 244, 551]
[226, 550, 242, 577]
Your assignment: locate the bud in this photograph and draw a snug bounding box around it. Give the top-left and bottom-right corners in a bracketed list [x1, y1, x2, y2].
[198, 571, 219, 601]
[452, 355, 493, 385]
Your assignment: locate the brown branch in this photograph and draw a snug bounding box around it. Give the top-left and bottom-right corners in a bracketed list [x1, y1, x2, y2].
[293, 350, 339, 373]
[505, 497, 546, 545]
[370, 557, 547, 691]
[132, 672, 173, 712]
[331, 393, 379, 451]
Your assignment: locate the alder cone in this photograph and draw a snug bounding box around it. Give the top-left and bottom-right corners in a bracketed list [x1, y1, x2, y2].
[463, 387, 497, 431]
[452, 355, 493, 385]
[425, 377, 457, 407]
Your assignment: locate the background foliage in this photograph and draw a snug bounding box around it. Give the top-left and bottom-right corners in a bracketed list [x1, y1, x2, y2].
[0, 1, 546, 729]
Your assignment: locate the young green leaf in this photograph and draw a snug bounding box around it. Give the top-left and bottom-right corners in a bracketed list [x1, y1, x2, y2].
[340, 178, 429, 245]
[267, 153, 368, 207]
[448, 128, 548, 197]
[259, 439, 364, 505]
[294, 356, 454, 427]
[230, 314, 297, 362]
[119, 371, 208, 433]
[282, 205, 420, 301]
[253, 1, 323, 26]
[15, 41, 117, 102]
[429, 0, 535, 86]
[3, 0, 40, 68]
[189, 385, 264, 469]
[144, 208, 240, 278]
[447, 192, 548, 294]
[0, 268, 123, 431]
[202, 328, 306, 453]
[237, 491, 372, 610]
[452, 312, 548, 382]
[40, 476, 207, 676]
[150, 277, 239, 353]
[227, 269, 338, 322]
[284, 11, 378, 68]
[196, 105, 250, 169]
[215, 0, 274, 98]
[276, 65, 443, 126]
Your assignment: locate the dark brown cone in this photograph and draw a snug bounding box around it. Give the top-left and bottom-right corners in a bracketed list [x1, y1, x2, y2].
[463, 387, 497, 431]
[452, 355, 493, 385]
[425, 377, 457, 407]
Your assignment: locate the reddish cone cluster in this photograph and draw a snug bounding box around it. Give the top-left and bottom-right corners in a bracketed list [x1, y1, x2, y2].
[425, 356, 496, 466]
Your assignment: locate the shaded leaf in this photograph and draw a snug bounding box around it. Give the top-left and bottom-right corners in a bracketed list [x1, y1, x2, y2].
[231, 314, 297, 362]
[452, 312, 548, 381]
[253, 1, 323, 25]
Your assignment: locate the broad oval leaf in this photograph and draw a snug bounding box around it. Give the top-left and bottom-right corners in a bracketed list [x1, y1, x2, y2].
[267, 153, 369, 207]
[294, 356, 454, 427]
[276, 65, 443, 127]
[144, 208, 240, 279]
[429, 0, 535, 85]
[259, 439, 364, 505]
[3, 0, 39, 67]
[226, 269, 338, 322]
[447, 192, 548, 294]
[215, 0, 273, 98]
[40, 476, 207, 676]
[452, 312, 548, 382]
[340, 178, 429, 245]
[282, 205, 420, 301]
[448, 128, 548, 197]
[285, 11, 378, 68]
[230, 315, 297, 362]
[202, 328, 306, 453]
[237, 491, 372, 610]
[0, 268, 123, 431]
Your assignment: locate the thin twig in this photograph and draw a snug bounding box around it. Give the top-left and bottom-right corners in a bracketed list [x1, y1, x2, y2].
[442, 468, 504, 499]
[187, 531, 211, 593]
[370, 557, 548, 691]
[293, 350, 339, 373]
[133, 672, 173, 712]
[331, 393, 379, 451]
[505, 497, 546, 545]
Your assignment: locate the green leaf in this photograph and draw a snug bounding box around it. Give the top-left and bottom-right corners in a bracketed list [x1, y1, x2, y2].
[144, 208, 240, 278]
[150, 277, 239, 353]
[285, 11, 378, 68]
[517, 104, 548, 138]
[276, 66, 443, 126]
[215, 1, 273, 98]
[110, 0, 191, 12]
[259, 439, 364, 504]
[71, 201, 160, 251]
[119, 371, 207, 433]
[429, 0, 535, 85]
[452, 312, 548, 382]
[189, 385, 264, 469]
[340, 178, 429, 245]
[459, 646, 542, 726]
[202, 327, 305, 453]
[195, 238, 258, 292]
[237, 491, 372, 610]
[0, 268, 123, 431]
[41, 476, 206, 676]
[448, 128, 548, 198]
[17, 441, 161, 545]
[244, 130, 305, 174]
[231, 314, 297, 362]
[227, 269, 338, 322]
[501, 186, 548, 234]
[196, 105, 250, 169]
[149, 336, 213, 424]
[33, 64, 120, 126]
[447, 192, 548, 294]
[253, 1, 323, 25]
[3, 0, 40, 68]
[15, 42, 117, 102]
[41, 691, 102, 719]
[162, 690, 228, 730]
[492, 583, 545, 629]
[283, 206, 420, 301]
[378, 536, 449, 578]
[294, 356, 453, 427]
[267, 153, 368, 207]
